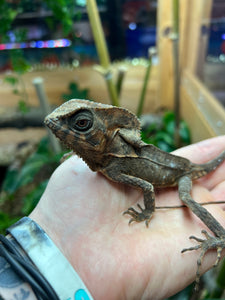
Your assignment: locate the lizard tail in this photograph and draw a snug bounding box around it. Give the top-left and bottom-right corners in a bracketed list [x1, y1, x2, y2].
[191, 150, 225, 180]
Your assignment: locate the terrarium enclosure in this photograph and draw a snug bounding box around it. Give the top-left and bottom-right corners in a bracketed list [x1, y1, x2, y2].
[0, 0, 224, 147]
[0, 0, 225, 298]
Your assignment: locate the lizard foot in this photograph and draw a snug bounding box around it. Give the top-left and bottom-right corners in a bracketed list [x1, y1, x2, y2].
[123, 204, 153, 227]
[181, 230, 225, 289]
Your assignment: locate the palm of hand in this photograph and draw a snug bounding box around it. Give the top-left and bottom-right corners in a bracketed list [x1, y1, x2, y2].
[31, 137, 225, 300]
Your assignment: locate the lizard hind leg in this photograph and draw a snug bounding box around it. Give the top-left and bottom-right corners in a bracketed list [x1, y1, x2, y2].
[181, 230, 224, 289]
[178, 176, 225, 288]
[123, 203, 154, 227]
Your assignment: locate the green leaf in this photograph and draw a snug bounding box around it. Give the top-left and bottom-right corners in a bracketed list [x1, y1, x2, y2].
[179, 121, 191, 144]
[35, 137, 50, 154]
[0, 3, 20, 37]
[141, 136, 156, 145]
[1, 137, 60, 198]
[10, 49, 30, 74]
[141, 110, 191, 152]
[9, 153, 49, 192]
[14, 28, 27, 43]
[165, 120, 175, 136]
[155, 131, 174, 147]
[2, 169, 20, 194]
[13, 88, 19, 95]
[145, 123, 159, 135]
[14, 159, 45, 188]
[22, 180, 48, 215]
[44, 0, 76, 35]
[18, 100, 29, 113]
[156, 140, 174, 152]
[61, 82, 89, 102]
[0, 212, 20, 234]
[163, 111, 175, 125]
[4, 76, 19, 86]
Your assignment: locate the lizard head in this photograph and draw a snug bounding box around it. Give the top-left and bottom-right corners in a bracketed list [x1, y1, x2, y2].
[44, 99, 140, 169]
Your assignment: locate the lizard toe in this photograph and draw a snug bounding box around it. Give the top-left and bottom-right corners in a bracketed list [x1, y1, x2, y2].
[182, 230, 225, 290]
[123, 205, 153, 226]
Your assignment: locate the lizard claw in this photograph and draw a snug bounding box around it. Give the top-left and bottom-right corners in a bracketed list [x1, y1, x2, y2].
[182, 230, 225, 290]
[123, 205, 153, 227]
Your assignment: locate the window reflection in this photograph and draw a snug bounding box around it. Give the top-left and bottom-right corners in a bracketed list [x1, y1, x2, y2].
[203, 0, 225, 107]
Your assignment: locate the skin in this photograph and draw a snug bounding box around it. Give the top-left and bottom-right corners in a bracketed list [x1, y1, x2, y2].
[27, 136, 225, 300]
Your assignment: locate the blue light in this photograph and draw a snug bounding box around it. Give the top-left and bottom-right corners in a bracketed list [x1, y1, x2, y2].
[36, 41, 44, 48]
[222, 33, 225, 40]
[48, 40, 55, 48]
[6, 43, 13, 49]
[129, 22, 137, 30]
[30, 41, 36, 48]
[63, 39, 71, 47]
[8, 31, 16, 43]
[20, 42, 27, 48]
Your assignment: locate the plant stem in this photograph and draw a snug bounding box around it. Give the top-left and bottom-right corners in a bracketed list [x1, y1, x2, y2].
[18, 74, 29, 104]
[172, 0, 180, 147]
[137, 48, 156, 117]
[173, 0, 179, 34]
[86, 0, 119, 106]
[116, 66, 126, 97]
[137, 59, 152, 117]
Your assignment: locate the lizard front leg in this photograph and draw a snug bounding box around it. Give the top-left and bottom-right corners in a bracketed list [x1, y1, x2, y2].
[122, 175, 155, 227]
[104, 169, 155, 227]
[178, 176, 225, 286]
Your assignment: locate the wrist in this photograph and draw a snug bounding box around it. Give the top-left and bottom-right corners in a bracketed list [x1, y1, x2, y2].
[29, 209, 66, 259]
[7, 217, 94, 300]
[29, 205, 86, 274]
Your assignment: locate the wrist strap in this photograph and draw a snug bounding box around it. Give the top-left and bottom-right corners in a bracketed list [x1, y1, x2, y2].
[7, 217, 94, 300]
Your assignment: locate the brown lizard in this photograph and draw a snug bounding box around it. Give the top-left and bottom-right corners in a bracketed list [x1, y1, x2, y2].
[44, 99, 225, 284]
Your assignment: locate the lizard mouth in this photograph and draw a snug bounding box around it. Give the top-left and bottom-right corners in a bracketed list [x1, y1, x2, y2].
[44, 117, 76, 146]
[44, 117, 61, 133]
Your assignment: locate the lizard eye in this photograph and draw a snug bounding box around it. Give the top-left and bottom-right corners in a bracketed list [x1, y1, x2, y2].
[70, 110, 93, 132]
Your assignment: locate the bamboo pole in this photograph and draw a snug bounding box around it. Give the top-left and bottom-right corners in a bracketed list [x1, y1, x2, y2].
[86, 0, 119, 106]
[171, 0, 180, 147]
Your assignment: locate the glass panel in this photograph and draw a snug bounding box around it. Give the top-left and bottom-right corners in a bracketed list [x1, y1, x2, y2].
[202, 0, 225, 107]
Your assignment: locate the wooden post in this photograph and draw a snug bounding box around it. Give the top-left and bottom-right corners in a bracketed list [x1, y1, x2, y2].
[157, 0, 174, 109]
[157, 0, 213, 108]
[184, 0, 212, 78]
[179, 0, 191, 72]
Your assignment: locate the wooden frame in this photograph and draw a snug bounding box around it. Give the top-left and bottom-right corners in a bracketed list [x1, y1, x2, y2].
[157, 0, 225, 142]
[181, 70, 225, 141]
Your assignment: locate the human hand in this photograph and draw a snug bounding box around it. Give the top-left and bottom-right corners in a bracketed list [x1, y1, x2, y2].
[30, 136, 225, 300]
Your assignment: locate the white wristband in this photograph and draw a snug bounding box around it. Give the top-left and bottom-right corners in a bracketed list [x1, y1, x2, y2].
[8, 217, 94, 300]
